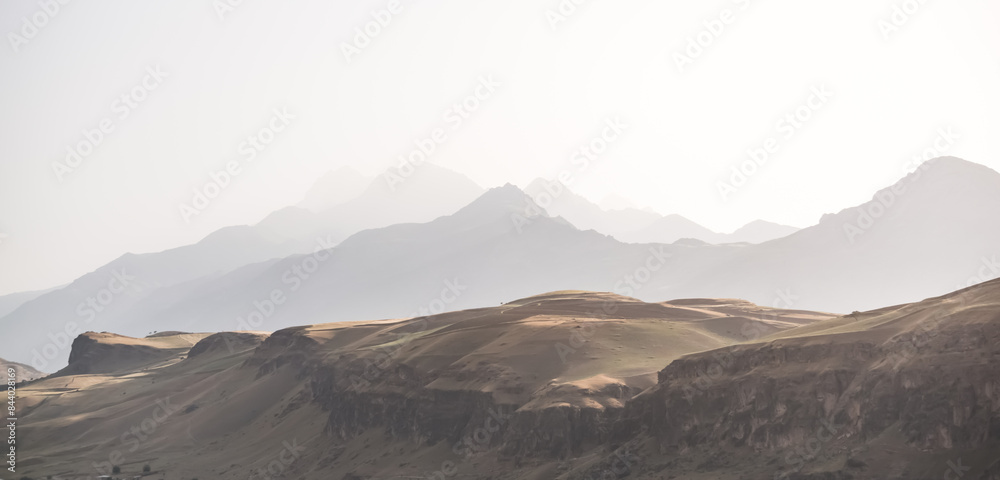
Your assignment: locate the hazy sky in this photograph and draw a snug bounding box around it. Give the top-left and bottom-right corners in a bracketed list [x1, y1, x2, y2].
[1, 0, 999, 295]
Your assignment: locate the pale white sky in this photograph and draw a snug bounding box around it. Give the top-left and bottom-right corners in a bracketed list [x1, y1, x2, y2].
[1, 0, 998, 295]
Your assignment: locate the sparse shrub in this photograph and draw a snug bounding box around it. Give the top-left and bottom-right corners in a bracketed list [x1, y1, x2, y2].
[143, 463, 151, 473]
[112, 465, 121, 474]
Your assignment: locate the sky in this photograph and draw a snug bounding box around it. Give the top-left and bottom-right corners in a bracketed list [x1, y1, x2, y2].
[0, 0, 999, 295]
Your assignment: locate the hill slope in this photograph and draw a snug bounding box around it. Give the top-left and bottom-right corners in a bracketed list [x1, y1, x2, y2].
[15, 291, 830, 479]
[14, 279, 1000, 479]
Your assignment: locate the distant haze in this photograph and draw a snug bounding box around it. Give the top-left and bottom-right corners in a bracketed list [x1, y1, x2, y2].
[1, 0, 999, 294]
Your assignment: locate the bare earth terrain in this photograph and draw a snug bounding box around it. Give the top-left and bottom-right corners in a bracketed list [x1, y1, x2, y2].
[14, 283, 1000, 479]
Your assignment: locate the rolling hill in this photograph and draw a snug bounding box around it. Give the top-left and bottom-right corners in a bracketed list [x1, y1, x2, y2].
[14, 278, 1000, 479]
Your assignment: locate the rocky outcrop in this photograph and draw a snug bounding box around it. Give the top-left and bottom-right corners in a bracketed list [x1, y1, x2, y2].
[244, 326, 324, 376]
[188, 331, 268, 358]
[17, 288, 1000, 480]
[612, 319, 1000, 478]
[288, 288, 1000, 478]
[55, 332, 169, 376]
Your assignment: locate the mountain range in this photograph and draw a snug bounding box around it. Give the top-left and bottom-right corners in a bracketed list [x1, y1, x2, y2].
[523, 177, 800, 244]
[2, 157, 998, 372]
[14, 279, 1000, 479]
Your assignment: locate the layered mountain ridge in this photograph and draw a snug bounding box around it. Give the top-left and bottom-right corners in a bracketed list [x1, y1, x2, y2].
[3, 157, 999, 373]
[14, 279, 1000, 479]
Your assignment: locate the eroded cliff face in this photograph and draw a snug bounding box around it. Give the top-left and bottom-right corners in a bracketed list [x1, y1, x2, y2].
[188, 331, 268, 358]
[24, 291, 996, 479]
[625, 340, 999, 447]
[609, 305, 1000, 478]
[301, 350, 631, 461]
[254, 287, 1000, 479]
[288, 333, 998, 478]
[246, 326, 324, 376]
[57, 331, 207, 376]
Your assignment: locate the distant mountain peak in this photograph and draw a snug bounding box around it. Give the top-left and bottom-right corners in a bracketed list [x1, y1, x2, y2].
[446, 184, 555, 227]
[373, 162, 483, 196]
[463, 183, 540, 211]
[299, 166, 370, 212]
[898, 156, 998, 186]
[820, 156, 1000, 229]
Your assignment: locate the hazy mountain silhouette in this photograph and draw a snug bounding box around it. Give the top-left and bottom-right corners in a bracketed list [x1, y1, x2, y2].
[0, 286, 60, 318]
[93, 184, 665, 339]
[599, 192, 639, 210]
[254, 163, 485, 243]
[129, 157, 999, 335]
[524, 178, 662, 240]
[620, 213, 723, 244]
[5, 157, 998, 371]
[297, 166, 371, 212]
[0, 164, 484, 369]
[525, 178, 799, 244]
[667, 157, 1000, 312]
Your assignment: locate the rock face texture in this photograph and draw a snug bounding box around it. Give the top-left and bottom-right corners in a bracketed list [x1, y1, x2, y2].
[188, 331, 268, 358]
[54, 331, 209, 376]
[609, 281, 1000, 479]
[13, 285, 1000, 479]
